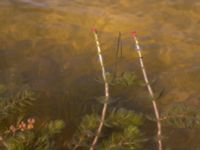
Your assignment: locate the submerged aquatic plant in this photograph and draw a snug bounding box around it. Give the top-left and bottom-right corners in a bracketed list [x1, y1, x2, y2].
[131, 32, 163, 150]
[90, 28, 110, 150]
[161, 103, 200, 128]
[96, 71, 138, 87]
[0, 89, 36, 129]
[69, 108, 144, 150]
[0, 87, 65, 150]
[0, 119, 65, 150]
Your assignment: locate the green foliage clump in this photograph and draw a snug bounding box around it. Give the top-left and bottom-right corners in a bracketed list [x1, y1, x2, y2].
[97, 72, 138, 87]
[162, 103, 200, 128]
[0, 120, 65, 150]
[0, 90, 36, 130]
[101, 109, 143, 150]
[68, 114, 99, 149]
[1, 90, 35, 112]
[69, 108, 144, 150]
[0, 86, 65, 150]
[47, 120, 65, 135]
[105, 109, 142, 128]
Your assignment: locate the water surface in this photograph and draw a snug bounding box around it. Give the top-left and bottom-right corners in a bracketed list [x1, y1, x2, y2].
[1, 0, 200, 149]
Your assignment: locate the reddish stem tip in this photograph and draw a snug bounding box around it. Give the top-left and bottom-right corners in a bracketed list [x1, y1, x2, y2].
[92, 27, 97, 33]
[131, 31, 137, 38]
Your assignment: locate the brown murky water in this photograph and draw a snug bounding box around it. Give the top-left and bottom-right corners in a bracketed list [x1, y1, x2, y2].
[1, 0, 200, 149]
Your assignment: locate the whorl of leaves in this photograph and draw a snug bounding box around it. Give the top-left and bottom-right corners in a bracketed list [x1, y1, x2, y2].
[100, 109, 143, 150]
[0, 90, 35, 121]
[0, 85, 65, 150]
[161, 103, 200, 128]
[97, 72, 139, 87]
[69, 108, 144, 150]
[1, 120, 65, 150]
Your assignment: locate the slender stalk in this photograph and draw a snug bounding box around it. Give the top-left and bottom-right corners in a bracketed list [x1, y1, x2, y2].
[114, 32, 123, 77]
[90, 28, 110, 150]
[114, 32, 120, 76]
[119, 32, 123, 58]
[131, 32, 163, 150]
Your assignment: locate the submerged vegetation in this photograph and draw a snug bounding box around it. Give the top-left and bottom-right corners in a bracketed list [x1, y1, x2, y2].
[105, 71, 138, 87]
[69, 109, 144, 150]
[0, 87, 65, 150]
[162, 102, 200, 128]
[84, 30, 200, 150]
[1, 30, 200, 150]
[1, 0, 200, 149]
[0, 119, 65, 150]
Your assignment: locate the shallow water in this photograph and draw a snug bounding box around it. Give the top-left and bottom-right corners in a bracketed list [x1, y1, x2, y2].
[1, 0, 200, 149]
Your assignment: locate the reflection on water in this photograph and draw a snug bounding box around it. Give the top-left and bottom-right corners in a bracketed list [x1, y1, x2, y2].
[1, 0, 200, 149]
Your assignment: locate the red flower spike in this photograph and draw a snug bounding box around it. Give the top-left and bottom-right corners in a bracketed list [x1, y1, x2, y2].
[131, 31, 137, 38]
[92, 27, 97, 33]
